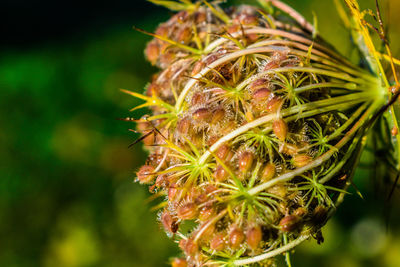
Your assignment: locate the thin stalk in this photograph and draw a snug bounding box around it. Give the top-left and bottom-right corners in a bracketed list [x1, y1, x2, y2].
[247, 100, 382, 196]
[199, 92, 373, 164]
[233, 234, 310, 265]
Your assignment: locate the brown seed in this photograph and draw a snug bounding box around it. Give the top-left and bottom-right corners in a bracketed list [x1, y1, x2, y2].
[177, 27, 192, 44]
[211, 108, 226, 125]
[191, 61, 205, 76]
[191, 92, 206, 106]
[200, 223, 216, 240]
[210, 233, 226, 251]
[246, 225, 262, 250]
[279, 215, 301, 232]
[177, 117, 191, 135]
[155, 25, 169, 37]
[168, 184, 179, 202]
[262, 163, 276, 182]
[263, 60, 280, 71]
[199, 205, 214, 221]
[229, 227, 245, 249]
[136, 165, 155, 184]
[266, 97, 283, 113]
[227, 24, 241, 34]
[145, 41, 159, 65]
[239, 14, 258, 26]
[238, 151, 254, 173]
[216, 144, 231, 161]
[249, 79, 269, 91]
[252, 88, 271, 102]
[268, 184, 287, 198]
[177, 202, 198, 220]
[294, 207, 307, 217]
[161, 211, 179, 233]
[171, 258, 187, 267]
[195, 11, 207, 24]
[214, 165, 229, 182]
[184, 238, 198, 256]
[192, 108, 211, 122]
[273, 119, 288, 142]
[293, 154, 312, 168]
[312, 205, 328, 226]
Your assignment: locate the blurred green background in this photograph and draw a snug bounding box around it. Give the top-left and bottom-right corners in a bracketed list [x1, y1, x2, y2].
[1, 0, 400, 266]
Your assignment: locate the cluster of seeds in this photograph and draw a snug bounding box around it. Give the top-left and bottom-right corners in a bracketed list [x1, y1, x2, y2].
[128, 1, 385, 266]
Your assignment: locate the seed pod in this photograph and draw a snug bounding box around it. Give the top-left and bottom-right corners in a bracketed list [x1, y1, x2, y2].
[199, 205, 215, 221]
[211, 108, 226, 125]
[214, 164, 229, 182]
[253, 88, 272, 102]
[246, 225, 262, 250]
[210, 233, 226, 251]
[249, 79, 269, 91]
[136, 165, 155, 184]
[177, 202, 198, 220]
[312, 205, 328, 226]
[229, 227, 245, 249]
[293, 154, 312, 168]
[145, 41, 160, 65]
[273, 119, 288, 142]
[238, 151, 254, 174]
[184, 238, 199, 256]
[262, 163, 276, 182]
[266, 97, 283, 113]
[168, 184, 179, 202]
[279, 215, 301, 232]
[177, 117, 191, 135]
[172, 258, 187, 267]
[192, 108, 211, 122]
[216, 144, 232, 161]
[294, 207, 308, 217]
[161, 211, 179, 233]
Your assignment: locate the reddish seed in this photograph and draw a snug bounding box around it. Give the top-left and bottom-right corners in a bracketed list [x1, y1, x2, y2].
[246, 225, 262, 250]
[168, 184, 179, 202]
[184, 238, 198, 255]
[191, 61, 205, 76]
[273, 119, 288, 142]
[210, 233, 226, 251]
[192, 108, 211, 122]
[216, 144, 231, 161]
[177, 117, 191, 135]
[200, 223, 216, 240]
[239, 14, 258, 26]
[177, 202, 198, 220]
[161, 211, 179, 233]
[191, 92, 206, 106]
[227, 24, 241, 34]
[262, 163, 276, 182]
[293, 154, 312, 168]
[279, 215, 301, 232]
[145, 42, 159, 65]
[214, 165, 229, 182]
[252, 88, 271, 102]
[239, 151, 254, 173]
[229, 227, 245, 249]
[195, 11, 207, 24]
[199, 205, 214, 221]
[136, 165, 155, 184]
[266, 97, 283, 113]
[264, 60, 280, 71]
[155, 25, 169, 37]
[211, 108, 225, 125]
[177, 27, 192, 44]
[250, 79, 268, 91]
[171, 258, 187, 267]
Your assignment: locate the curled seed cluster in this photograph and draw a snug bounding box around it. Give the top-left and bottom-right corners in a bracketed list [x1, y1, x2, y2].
[129, 1, 384, 266]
